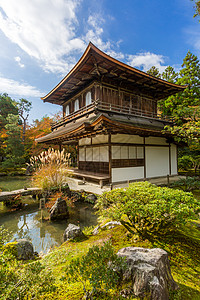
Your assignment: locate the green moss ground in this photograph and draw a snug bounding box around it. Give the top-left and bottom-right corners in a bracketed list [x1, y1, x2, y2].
[35, 221, 200, 300]
[1, 221, 200, 299]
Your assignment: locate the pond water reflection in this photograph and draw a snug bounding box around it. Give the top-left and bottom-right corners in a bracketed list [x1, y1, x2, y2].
[0, 197, 97, 254]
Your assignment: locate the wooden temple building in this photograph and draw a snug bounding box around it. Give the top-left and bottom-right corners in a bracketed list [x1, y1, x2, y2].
[37, 42, 185, 185]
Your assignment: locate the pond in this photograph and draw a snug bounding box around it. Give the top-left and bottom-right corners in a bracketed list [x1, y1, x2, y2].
[0, 176, 31, 191]
[0, 176, 97, 254]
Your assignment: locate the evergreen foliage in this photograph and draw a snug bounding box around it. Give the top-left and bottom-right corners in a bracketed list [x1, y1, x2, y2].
[161, 66, 178, 83]
[3, 114, 25, 167]
[146, 66, 161, 77]
[160, 51, 200, 149]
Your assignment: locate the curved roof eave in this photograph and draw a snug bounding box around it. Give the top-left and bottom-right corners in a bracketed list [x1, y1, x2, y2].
[41, 42, 186, 102]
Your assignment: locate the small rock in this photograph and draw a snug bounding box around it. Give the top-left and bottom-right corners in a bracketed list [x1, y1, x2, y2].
[63, 223, 85, 242]
[86, 194, 97, 203]
[92, 225, 100, 235]
[101, 221, 121, 229]
[49, 197, 69, 221]
[78, 181, 85, 185]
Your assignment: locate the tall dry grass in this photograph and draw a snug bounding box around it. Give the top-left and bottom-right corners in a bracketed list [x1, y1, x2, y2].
[28, 148, 70, 191]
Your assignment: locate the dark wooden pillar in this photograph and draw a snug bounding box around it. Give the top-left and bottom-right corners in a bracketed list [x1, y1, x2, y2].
[169, 143, 171, 175]
[143, 137, 146, 179]
[63, 106, 66, 118]
[77, 144, 79, 169]
[108, 134, 112, 183]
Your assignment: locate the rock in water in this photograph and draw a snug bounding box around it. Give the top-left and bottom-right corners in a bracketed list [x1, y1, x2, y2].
[117, 247, 178, 300]
[86, 193, 97, 203]
[49, 197, 69, 221]
[63, 223, 84, 242]
[16, 239, 35, 260]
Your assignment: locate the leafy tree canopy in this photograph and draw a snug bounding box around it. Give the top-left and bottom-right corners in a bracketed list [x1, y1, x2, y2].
[0, 93, 18, 129]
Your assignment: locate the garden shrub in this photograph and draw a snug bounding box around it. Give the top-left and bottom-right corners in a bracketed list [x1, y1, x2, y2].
[95, 181, 200, 237]
[171, 176, 200, 192]
[66, 242, 125, 298]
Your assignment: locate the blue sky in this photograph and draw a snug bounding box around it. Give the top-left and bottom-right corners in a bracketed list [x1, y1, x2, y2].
[0, 0, 199, 124]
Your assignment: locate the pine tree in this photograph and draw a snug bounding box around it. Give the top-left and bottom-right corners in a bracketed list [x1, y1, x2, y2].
[146, 66, 161, 78]
[162, 66, 178, 83]
[3, 114, 25, 167]
[163, 51, 200, 149]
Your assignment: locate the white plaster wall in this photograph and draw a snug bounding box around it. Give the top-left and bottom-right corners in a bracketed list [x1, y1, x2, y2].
[145, 136, 167, 145]
[171, 144, 177, 175]
[111, 134, 143, 144]
[146, 147, 169, 178]
[112, 167, 144, 182]
[79, 137, 91, 146]
[92, 134, 108, 144]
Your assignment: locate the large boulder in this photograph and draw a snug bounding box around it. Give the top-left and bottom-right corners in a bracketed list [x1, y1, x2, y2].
[117, 247, 177, 300]
[16, 239, 35, 260]
[49, 197, 69, 221]
[63, 223, 84, 242]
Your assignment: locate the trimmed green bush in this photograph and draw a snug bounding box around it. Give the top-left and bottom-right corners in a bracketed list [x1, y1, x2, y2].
[95, 181, 200, 237]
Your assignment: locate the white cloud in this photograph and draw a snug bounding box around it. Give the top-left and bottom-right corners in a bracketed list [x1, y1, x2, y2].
[127, 52, 167, 73]
[0, 76, 43, 98]
[0, 1, 125, 74]
[0, 0, 170, 76]
[14, 56, 25, 68]
[84, 14, 125, 60]
[0, 0, 85, 74]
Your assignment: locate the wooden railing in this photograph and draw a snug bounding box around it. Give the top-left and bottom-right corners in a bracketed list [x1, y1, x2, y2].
[51, 103, 95, 129]
[51, 100, 172, 129]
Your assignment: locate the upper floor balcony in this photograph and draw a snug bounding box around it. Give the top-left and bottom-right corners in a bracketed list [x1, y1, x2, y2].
[51, 99, 173, 130]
